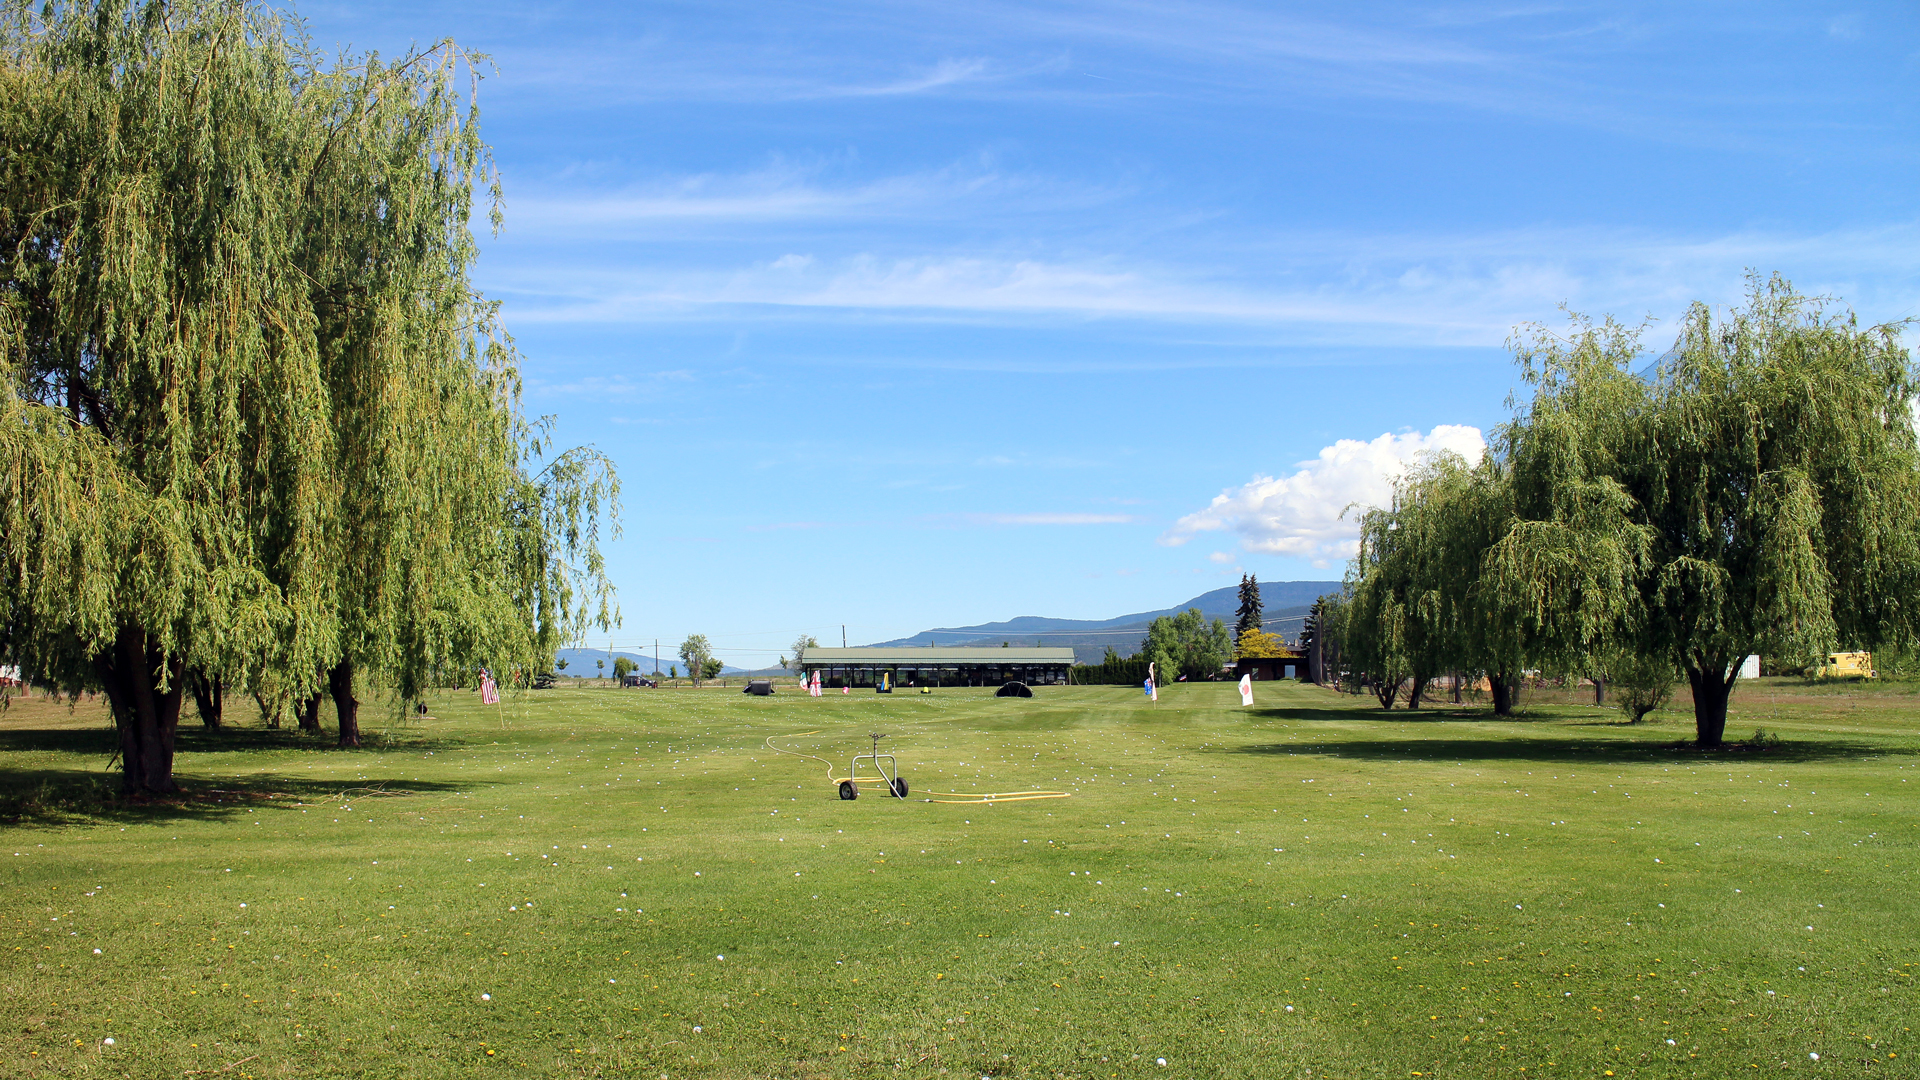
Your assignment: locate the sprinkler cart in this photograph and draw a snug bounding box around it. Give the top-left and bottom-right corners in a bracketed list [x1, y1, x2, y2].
[838, 732, 908, 800]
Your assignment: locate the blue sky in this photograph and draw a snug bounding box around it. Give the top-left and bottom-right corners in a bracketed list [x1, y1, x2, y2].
[302, 1, 1920, 667]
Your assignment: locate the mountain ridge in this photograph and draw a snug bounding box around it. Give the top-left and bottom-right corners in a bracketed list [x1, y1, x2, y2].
[866, 580, 1339, 664]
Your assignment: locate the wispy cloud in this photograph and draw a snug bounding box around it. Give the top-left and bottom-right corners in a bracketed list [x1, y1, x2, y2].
[840, 57, 996, 97]
[523, 370, 697, 400]
[964, 512, 1137, 526]
[743, 521, 840, 532]
[1163, 425, 1487, 566]
[503, 158, 1118, 237]
[490, 218, 1920, 346]
[498, 32, 1059, 106]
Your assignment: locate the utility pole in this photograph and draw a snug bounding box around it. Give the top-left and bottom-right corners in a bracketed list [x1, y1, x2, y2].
[654, 639, 659, 677]
[842, 625, 847, 648]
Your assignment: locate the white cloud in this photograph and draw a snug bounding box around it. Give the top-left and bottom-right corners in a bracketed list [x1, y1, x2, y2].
[1163, 425, 1487, 565]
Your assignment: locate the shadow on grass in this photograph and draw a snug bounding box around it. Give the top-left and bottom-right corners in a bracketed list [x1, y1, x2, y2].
[0, 766, 489, 828]
[1226, 734, 1908, 765]
[0, 724, 468, 757]
[1245, 705, 1569, 725]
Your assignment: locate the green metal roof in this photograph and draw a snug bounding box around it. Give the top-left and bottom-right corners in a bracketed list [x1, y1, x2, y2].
[801, 647, 1076, 665]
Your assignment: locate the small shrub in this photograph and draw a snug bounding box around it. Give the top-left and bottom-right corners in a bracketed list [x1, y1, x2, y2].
[1605, 650, 1677, 723]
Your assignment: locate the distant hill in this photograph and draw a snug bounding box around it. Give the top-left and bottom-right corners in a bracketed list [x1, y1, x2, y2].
[553, 647, 751, 677]
[867, 581, 1339, 665]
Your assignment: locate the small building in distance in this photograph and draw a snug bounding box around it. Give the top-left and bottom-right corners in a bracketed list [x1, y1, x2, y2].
[1233, 646, 1307, 681]
[801, 647, 1076, 688]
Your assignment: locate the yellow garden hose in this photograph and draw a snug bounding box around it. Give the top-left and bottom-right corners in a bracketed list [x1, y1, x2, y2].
[921, 789, 1072, 804]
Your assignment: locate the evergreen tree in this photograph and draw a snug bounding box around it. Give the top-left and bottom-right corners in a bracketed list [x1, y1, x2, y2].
[1233, 574, 1263, 640]
[1298, 602, 1320, 680]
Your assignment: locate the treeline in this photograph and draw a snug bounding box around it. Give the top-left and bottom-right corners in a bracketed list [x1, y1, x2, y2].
[0, 0, 618, 792]
[1324, 275, 1920, 746]
[1068, 651, 1151, 685]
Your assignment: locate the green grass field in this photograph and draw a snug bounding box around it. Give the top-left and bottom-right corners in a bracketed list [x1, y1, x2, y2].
[2, 678, 1916, 1079]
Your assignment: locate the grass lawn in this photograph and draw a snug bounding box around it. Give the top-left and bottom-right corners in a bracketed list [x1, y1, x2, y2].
[1, 678, 1916, 1078]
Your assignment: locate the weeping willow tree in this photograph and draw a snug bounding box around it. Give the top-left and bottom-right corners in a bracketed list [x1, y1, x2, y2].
[1503, 275, 1919, 745]
[0, 0, 616, 786]
[297, 35, 617, 746]
[1343, 452, 1549, 712]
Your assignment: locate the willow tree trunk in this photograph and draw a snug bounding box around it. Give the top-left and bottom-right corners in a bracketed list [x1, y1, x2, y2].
[188, 669, 223, 730]
[298, 692, 322, 732]
[1686, 662, 1735, 747]
[1406, 674, 1429, 710]
[1593, 678, 1605, 706]
[95, 626, 185, 795]
[330, 661, 361, 748]
[1490, 672, 1520, 717]
[1371, 676, 1402, 710]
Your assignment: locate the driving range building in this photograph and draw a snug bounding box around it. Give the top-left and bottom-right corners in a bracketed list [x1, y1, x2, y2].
[800, 647, 1076, 688]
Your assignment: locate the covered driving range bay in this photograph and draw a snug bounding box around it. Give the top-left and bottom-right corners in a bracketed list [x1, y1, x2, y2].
[800, 646, 1076, 688]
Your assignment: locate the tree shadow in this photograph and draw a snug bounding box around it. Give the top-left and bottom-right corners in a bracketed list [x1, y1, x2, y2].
[1225, 735, 1907, 765]
[0, 724, 468, 757]
[1245, 705, 1564, 725]
[0, 766, 489, 828]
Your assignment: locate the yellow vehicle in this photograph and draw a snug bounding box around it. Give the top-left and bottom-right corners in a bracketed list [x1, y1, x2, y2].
[1814, 651, 1876, 679]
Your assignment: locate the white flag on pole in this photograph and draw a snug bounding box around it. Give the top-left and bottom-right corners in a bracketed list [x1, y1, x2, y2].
[1238, 673, 1254, 707]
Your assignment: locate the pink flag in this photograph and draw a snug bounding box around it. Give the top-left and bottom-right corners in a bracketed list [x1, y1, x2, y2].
[1238, 673, 1253, 707]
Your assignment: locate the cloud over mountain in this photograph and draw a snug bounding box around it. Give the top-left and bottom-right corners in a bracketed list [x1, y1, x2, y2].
[1163, 425, 1486, 566]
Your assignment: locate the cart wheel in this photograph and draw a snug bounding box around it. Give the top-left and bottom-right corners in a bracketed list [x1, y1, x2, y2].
[839, 780, 858, 800]
[890, 777, 909, 798]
